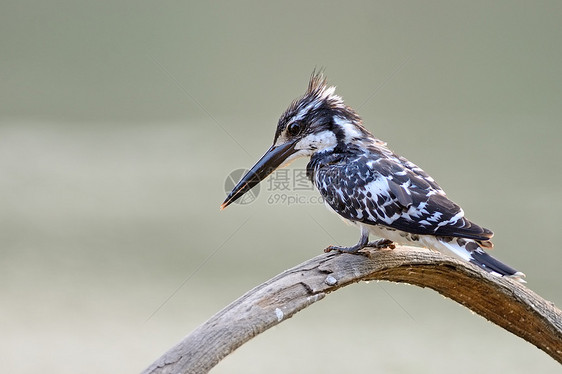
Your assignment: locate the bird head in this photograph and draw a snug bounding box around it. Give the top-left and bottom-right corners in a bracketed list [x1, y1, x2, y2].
[221, 72, 373, 210]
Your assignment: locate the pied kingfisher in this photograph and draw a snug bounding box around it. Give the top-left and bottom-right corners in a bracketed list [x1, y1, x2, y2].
[221, 72, 525, 281]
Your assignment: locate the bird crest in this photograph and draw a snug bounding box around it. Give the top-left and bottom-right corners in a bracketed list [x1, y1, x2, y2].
[275, 71, 347, 140]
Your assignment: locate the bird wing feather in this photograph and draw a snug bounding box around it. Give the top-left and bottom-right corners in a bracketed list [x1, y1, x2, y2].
[315, 151, 493, 241]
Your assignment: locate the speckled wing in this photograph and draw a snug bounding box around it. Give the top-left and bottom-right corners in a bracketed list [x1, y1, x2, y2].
[314, 152, 493, 241]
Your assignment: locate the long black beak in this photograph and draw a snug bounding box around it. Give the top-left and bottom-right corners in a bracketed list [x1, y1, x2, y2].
[221, 141, 297, 210]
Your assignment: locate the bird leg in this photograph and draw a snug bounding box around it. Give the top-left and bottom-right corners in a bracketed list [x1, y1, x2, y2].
[365, 238, 395, 249]
[324, 227, 369, 254]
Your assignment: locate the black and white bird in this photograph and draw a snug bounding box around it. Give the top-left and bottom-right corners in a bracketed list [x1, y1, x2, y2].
[221, 72, 525, 281]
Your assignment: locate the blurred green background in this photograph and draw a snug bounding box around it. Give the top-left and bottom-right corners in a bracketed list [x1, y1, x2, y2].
[1, 1, 561, 373]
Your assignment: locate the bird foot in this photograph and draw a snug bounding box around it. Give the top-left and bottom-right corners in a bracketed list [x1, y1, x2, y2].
[324, 244, 368, 255]
[324, 238, 395, 255]
[365, 238, 395, 250]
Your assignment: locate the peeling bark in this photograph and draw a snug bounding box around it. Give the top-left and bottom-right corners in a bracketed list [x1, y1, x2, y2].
[142, 246, 562, 374]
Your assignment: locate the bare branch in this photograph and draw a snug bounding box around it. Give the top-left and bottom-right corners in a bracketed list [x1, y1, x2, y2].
[142, 246, 562, 374]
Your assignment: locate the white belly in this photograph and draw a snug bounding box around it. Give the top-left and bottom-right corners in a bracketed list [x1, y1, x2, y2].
[324, 202, 468, 260]
[364, 223, 425, 247]
[360, 222, 473, 261]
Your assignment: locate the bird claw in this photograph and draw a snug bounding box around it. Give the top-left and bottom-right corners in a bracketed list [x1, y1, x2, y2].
[365, 238, 395, 250]
[324, 245, 369, 256]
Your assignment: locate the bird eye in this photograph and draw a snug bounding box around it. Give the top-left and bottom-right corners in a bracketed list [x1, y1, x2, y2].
[287, 122, 302, 137]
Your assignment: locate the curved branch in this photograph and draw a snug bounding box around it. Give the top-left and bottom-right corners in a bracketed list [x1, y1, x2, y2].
[142, 246, 562, 374]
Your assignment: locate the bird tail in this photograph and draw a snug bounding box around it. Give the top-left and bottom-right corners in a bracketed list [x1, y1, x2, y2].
[436, 238, 526, 283]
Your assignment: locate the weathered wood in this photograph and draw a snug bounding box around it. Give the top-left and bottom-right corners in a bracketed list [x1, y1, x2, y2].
[142, 246, 562, 374]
